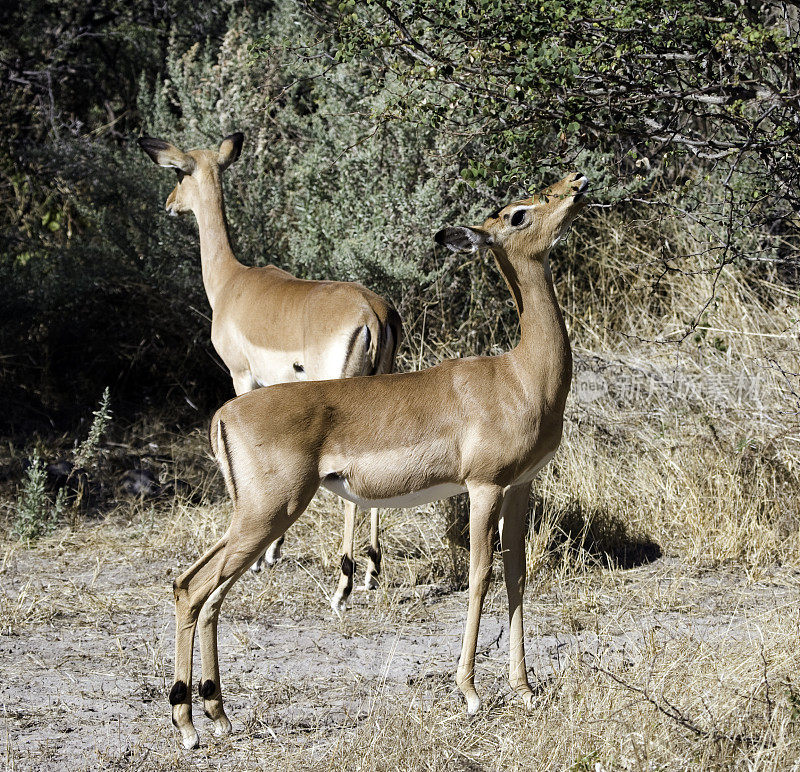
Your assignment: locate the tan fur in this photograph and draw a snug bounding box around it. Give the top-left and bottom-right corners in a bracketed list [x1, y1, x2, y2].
[138, 133, 400, 589]
[138, 135, 401, 387]
[167, 173, 587, 749]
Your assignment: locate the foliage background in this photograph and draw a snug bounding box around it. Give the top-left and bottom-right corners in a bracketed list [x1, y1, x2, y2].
[1, 0, 798, 427]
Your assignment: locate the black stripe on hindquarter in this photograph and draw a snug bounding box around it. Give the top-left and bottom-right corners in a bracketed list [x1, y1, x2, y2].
[385, 310, 402, 374]
[218, 420, 238, 504]
[343, 323, 372, 376]
[363, 325, 374, 374]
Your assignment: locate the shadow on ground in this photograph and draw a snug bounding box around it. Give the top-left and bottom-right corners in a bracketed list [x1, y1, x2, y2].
[442, 492, 661, 589]
[533, 498, 661, 570]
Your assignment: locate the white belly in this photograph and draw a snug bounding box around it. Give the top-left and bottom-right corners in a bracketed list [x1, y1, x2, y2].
[320, 450, 556, 509]
[320, 476, 467, 509]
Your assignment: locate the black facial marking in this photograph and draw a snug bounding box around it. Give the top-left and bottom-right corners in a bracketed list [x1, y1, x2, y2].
[487, 207, 503, 220]
[573, 172, 583, 181]
[341, 554, 354, 578]
[366, 546, 382, 575]
[199, 679, 216, 699]
[169, 681, 188, 705]
[511, 209, 525, 227]
[204, 710, 212, 720]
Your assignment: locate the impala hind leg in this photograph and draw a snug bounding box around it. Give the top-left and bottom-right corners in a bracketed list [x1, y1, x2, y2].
[173, 486, 317, 748]
[498, 482, 534, 710]
[229, 376, 286, 577]
[457, 483, 504, 714]
[331, 500, 357, 613]
[196, 568, 250, 737]
[173, 531, 291, 748]
[364, 507, 381, 589]
[171, 534, 232, 750]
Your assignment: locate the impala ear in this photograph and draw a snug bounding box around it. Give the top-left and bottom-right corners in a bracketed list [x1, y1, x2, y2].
[434, 226, 494, 254]
[218, 132, 244, 170]
[137, 136, 195, 173]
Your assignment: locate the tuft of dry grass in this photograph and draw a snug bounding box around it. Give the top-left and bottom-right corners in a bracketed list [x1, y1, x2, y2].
[526, 205, 800, 576]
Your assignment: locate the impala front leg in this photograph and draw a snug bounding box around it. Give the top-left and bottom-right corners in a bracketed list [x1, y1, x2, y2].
[331, 500, 357, 613]
[250, 535, 286, 573]
[457, 483, 504, 714]
[498, 482, 534, 710]
[364, 507, 381, 589]
[262, 535, 285, 565]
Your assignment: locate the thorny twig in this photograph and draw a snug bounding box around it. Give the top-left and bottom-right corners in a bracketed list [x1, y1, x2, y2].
[582, 653, 770, 748]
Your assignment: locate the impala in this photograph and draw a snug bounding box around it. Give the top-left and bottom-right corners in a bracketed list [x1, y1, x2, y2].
[138, 134, 401, 610]
[168, 172, 587, 749]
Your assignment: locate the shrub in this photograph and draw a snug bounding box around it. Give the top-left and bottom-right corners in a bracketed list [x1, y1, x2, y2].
[12, 450, 63, 542]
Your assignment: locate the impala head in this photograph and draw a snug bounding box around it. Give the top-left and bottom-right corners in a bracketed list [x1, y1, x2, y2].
[435, 172, 588, 262]
[137, 133, 244, 215]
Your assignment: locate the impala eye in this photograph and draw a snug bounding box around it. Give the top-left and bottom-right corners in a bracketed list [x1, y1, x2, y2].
[510, 209, 525, 227]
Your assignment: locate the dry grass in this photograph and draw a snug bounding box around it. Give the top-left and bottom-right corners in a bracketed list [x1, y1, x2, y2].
[1, 492, 799, 770]
[538, 206, 799, 576]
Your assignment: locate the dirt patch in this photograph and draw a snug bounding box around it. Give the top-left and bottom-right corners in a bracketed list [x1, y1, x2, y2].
[2, 516, 798, 770]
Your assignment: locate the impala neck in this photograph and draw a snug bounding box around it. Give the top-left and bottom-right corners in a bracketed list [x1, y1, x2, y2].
[193, 185, 242, 310]
[494, 248, 572, 402]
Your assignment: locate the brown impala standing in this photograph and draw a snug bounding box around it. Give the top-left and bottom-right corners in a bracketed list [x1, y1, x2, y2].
[138, 133, 401, 612]
[168, 172, 587, 749]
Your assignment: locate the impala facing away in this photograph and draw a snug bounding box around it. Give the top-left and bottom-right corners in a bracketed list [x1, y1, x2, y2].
[138, 133, 401, 610]
[168, 172, 587, 749]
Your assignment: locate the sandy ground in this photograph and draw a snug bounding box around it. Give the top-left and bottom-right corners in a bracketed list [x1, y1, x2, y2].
[1, 519, 798, 771]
